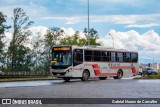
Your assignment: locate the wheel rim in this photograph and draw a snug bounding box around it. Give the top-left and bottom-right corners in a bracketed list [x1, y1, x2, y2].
[118, 72, 122, 78]
[83, 72, 88, 79]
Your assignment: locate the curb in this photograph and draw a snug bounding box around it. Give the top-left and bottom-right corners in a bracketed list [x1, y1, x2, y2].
[0, 77, 62, 82]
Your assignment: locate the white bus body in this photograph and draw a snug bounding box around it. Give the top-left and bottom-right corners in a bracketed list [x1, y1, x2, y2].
[50, 46, 138, 81]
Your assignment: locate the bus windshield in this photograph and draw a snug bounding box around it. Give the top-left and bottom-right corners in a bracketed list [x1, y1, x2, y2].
[51, 51, 72, 66]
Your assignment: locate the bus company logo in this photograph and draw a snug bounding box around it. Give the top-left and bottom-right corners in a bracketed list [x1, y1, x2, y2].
[2, 99, 11, 104]
[108, 63, 120, 66]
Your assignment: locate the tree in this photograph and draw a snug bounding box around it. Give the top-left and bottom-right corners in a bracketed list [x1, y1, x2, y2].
[8, 8, 34, 71]
[43, 27, 64, 72]
[31, 32, 46, 71]
[0, 12, 6, 59]
[44, 27, 64, 57]
[83, 28, 101, 46]
[60, 32, 87, 46]
[0, 12, 10, 67]
[60, 28, 101, 46]
[44, 27, 63, 49]
[13, 45, 32, 71]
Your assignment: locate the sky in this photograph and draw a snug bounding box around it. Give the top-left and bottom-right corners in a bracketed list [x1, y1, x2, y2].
[0, 0, 160, 64]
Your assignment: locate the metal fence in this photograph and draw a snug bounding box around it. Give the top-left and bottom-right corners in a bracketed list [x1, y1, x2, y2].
[1, 71, 50, 77]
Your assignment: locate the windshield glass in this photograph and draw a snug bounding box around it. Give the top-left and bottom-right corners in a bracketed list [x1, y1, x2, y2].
[147, 68, 155, 70]
[52, 51, 72, 66]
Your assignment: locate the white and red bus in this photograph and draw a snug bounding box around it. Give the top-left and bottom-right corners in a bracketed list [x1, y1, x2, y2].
[50, 46, 138, 81]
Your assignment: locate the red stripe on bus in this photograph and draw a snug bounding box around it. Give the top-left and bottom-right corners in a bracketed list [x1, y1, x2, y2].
[92, 64, 99, 68]
[83, 64, 119, 76]
[92, 64, 102, 75]
[97, 73, 117, 76]
[110, 66, 137, 74]
[72, 64, 96, 71]
[131, 67, 137, 74]
[94, 70, 101, 75]
[73, 65, 137, 75]
[110, 66, 133, 69]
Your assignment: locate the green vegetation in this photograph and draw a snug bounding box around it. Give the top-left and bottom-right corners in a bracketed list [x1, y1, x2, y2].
[0, 7, 101, 74]
[134, 73, 160, 79]
[60, 29, 101, 46]
[7, 8, 34, 72]
[0, 12, 10, 66]
[147, 73, 160, 79]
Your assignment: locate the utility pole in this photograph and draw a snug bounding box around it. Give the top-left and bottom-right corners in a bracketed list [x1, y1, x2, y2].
[87, 0, 90, 46]
[109, 33, 114, 48]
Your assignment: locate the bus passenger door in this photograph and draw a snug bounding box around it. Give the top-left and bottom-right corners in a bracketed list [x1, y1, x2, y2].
[72, 49, 83, 77]
[73, 49, 83, 67]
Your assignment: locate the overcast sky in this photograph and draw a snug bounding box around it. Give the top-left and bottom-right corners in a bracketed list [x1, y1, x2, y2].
[0, 0, 160, 63]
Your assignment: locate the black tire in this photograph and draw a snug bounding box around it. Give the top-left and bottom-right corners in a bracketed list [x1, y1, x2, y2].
[146, 72, 150, 75]
[139, 72, 142, 76]
[152, 72, 157, 75]
[99, 77, 107, 80]
[113, 77, 118, 79]
[81, 70, 90, 81]
[63, 77, 71, 82]
[113, 70, 123, 79]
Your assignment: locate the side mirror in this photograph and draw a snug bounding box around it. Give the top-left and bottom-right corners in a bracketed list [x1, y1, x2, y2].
[48, 54, 51, 61]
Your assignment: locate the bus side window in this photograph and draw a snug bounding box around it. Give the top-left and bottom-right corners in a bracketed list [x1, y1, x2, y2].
[85, 50, 93, 61]
[93, 51, 101, 61]
[126, 53, 131, 62]
[102, 51, 110, 62]
[131, 53, 138, 62]
[117, 52, 123, 62]
[111, 52, 116, 62]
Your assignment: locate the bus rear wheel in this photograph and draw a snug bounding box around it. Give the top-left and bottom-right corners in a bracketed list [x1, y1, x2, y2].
[63, 77, 71, 82]
[113, 70, 123, 79]
[99, 77, 107, 80]
[81, 70, 90, 81]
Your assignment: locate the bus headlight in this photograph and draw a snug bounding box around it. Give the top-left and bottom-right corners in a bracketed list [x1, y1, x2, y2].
[51, 61, 57, 64]
[66, 68, 72, 72]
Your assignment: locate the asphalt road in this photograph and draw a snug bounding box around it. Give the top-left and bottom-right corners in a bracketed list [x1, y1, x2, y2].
[0, 78, 160, 107]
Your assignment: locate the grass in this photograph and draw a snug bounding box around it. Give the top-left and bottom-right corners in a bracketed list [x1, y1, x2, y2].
[0, 76, 61, 82]
[134, 72, 160, 79]
[147, 73, 160, 79]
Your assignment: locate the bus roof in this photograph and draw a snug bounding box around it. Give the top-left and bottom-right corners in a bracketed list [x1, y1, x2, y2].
[53, 45, 138, 53]
[72, 45, 138, 53]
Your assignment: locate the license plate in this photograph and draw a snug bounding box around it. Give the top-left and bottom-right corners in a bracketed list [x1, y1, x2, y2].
[56, 74, 60, 76]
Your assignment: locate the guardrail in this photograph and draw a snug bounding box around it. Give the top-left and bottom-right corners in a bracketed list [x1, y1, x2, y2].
[0, 71, 50, 78]
[3, 71, 49, 75]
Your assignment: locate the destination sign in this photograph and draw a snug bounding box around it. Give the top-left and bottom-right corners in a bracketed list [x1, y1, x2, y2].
[53, 47, 71, 51]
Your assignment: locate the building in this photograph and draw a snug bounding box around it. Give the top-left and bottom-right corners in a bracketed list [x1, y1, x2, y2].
[139, 63, 160, 72]
[150, 63, 160, 72]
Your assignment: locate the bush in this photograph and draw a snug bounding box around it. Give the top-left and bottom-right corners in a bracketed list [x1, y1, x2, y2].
[147, 72, 160, 79]
[134, 72, 160, 79]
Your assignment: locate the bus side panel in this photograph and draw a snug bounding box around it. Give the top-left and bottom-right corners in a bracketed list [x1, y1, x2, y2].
[71, 64, 84, 77]
[122, 63, 139, 77]
[69, 63, 97, 78]
[101, 63, 117, 77]
[122, 69, 133, 77]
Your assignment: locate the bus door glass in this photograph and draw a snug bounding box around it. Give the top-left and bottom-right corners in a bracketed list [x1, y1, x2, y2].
[73, 49, 83, 66]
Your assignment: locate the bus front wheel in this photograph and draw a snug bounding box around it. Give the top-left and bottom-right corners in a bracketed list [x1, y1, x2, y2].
[99, 77, 107, 80]
[63, 77, 71, 82]
[81, 70, 90, 81]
